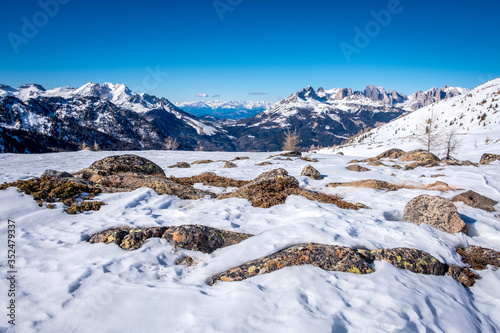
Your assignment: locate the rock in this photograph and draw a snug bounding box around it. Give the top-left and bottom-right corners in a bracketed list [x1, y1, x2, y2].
[168, 162, 191, 168]
[336, 152, 344, 155]
[88, 227, 130, 245]
[251, 168, 299, 187]
[66, 201, 105, 214]
[456, 245, 500, 270]
[84, 154, 165, 177]
[162, 225, 253, 253]
[399, 149, 440, 163]
[327, 179, 397, 191]
[300, 156, 319, 162]
[191, 160, 214, 165]
[208, 243, 374, 285]
[445, 265, 479, 287]
[301, 165, 323, 180]
[279, 151, 302, 157]
[231, 156, 250, 161]
[41, 169, 73, 179]
[169, 172, 250, 188]
[223, 161, 238, 168]
[479, 153, 500, 165]
[256, 162, 273, 166]
[370, 248, 446, 275]
[346, 164, 371, 172]
[375, 148, 406, 160]
[402, 195, 467, 234]
[442, 159, 478, 167]
[452, 190, 498, 212]
[119, 227, 169, 250]
[366, 160, 387, 167]
[96, 173, 214, 200]
[404, 160, 440, 170]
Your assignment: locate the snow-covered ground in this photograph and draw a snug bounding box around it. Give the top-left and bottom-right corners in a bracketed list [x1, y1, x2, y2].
[1, 149, 500, 332]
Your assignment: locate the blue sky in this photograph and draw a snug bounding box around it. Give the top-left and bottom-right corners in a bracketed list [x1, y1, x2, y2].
[1, 0, 499, 102]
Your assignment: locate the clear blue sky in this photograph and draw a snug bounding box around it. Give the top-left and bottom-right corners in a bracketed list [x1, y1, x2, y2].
[1, 0, 499, 102]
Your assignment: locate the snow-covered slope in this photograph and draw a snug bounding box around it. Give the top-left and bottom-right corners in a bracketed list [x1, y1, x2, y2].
[175, 100, 272, 119]
[1, 150, 499, 332]
[332, 78, 500, 161]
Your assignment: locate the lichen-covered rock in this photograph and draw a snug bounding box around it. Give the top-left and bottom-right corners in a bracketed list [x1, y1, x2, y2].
[442, 159, 478, 167]
[404, 160, 440, 170]
[96, 173, 214, 200]
[256, 161, 272, 166]
[346, 164, 370, 172]
[208, 243, 374, 285]
[223, 161, 238, 168]
[84, 154, 165, 177]
[162, 225, 253, 253]
[370, 248, 446, 275]
[445, 265, 479, 287]
[41, 169, 74, 179]
[88, 227, 130, 245]
[375, 148, 406, 160]
[191, 160, 214, 165]
[403, 195, 467, 234]
[301, 165, 323, 180]
[400, 149, 440, 163]
[66, 201, 105, 214]
[479, 153, 500, 165]
[167, 162, 191, 169]
[452, 190, 498, 212]
[119, 227, 169, 250]
[456, 245, 500, 270]
[169, 173, 250, 188]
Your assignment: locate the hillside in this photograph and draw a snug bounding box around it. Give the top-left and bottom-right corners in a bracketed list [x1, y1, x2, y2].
[333, 78, 500, 161]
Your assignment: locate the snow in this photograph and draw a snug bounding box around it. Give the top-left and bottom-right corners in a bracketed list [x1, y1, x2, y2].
[1, 149, 500, 332]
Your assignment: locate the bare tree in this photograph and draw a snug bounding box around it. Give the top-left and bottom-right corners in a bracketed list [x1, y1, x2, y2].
[443, 127, 462, 159]
[282, 129, 300, 152]
[164, 137, 180, 150]
[416, 106, 442, 152]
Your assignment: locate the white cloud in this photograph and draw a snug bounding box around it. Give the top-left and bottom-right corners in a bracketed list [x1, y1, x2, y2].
[196, 93, 208, 98]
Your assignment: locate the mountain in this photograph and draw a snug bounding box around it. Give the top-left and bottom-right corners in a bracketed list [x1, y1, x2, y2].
[174, 100, 272, 119]
[219, 84, 466, 151]
[0, 83, 234, 153]
[334, 78, 500, 161]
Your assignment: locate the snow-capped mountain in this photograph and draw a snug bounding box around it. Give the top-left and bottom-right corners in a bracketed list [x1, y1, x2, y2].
[335, 78, 500, 161]
[174, 100, 272, 119]
[0, 83, 234, 153]
[219, 84, 467, 151]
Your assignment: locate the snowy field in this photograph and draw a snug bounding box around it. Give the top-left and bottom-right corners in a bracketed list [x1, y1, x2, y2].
[1, 149, 500, 332]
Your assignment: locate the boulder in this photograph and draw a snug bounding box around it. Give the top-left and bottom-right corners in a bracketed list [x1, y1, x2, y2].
[167, 162, 191, 169]
[41, 169, 74, 179]
[445, 265, 479, 287]
[191, 160, 214, 165]
[456, 245, 500, 270]
[84, 154, 165, 177]
[375, 148, 406, 160]
[452, 190, 498, 212]
[120, 227, 168, 250]
[223, 161, 238, 168]
[88, 227, 130, 245]
[403, 195, 467, 234]
[479, 153, 500, 165]
[301, 165, 323, 180]
[399, 149, 440, 163]
[346, 164, 370, 172]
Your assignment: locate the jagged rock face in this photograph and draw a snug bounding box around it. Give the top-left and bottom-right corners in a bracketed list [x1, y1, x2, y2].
[403, 195, 467, 234]
[301, 165, 323, 180]
[407, 86, 465, 110]
[479, 153, 500, 165]
[452, 190, 498, 212]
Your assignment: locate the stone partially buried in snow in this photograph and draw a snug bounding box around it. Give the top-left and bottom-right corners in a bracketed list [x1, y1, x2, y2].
[479, 153, 500, 165]
[168, 162, 191, 169]
[451, 190, 498, 212]
[301, 165, 323, 180]
[399, 149, 440, 163]
[370, 248, 446, 275]
[41, 169, 74, 179]
[403, 195, 467, 234]
[346, 164, 370, 172]
[85, 154, 165, 177]
[223, 161, 238, 168]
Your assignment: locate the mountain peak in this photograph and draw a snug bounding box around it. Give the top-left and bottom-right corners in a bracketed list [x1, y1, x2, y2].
[19, 83, 46, 91]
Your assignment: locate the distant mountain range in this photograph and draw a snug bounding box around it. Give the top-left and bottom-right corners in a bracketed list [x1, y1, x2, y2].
[0, 81, 469, 153]
[174, 100, 272, 120]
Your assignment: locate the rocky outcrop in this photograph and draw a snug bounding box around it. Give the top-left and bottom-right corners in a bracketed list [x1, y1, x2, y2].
[208, 243, 375, 285]
[479, 153, 500, 165]
[370, 248, 445, 275]
[301, 165, 323, 180]
[346, 164, 370, 172]
[328, 179, 397, 191]
[89, 225, 252, 253]
[169, 172, 250, 188]
[403, 195, 467, 234]
[452, 190, 498, 212]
